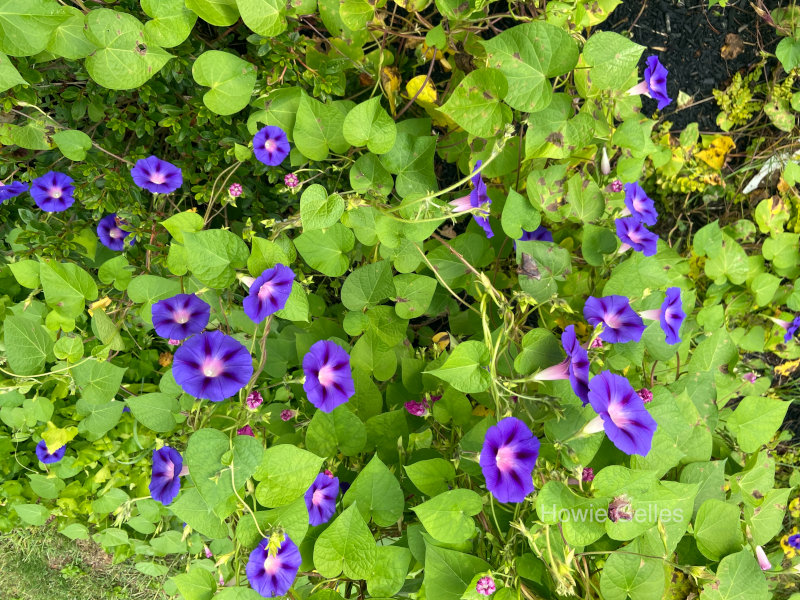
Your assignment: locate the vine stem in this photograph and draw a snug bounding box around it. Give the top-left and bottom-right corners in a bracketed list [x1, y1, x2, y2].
[229, 460, 266, 540]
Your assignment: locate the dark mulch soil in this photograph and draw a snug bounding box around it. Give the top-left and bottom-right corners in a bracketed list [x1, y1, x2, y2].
[601, 0, 783, 131]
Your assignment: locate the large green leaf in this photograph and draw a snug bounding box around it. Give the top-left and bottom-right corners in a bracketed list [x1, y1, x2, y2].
[404, 458, 456, 497]
[525, 94, 593, 160]
[727, 396, 790, 454]
[170, 488, 229, 538]
[343, 97, 396, 154]
[293, 93, 350, 161]
[306, 405, 367, 457]
[52, 129, 92, 161]
[39, 259, 98, 318]
[71, 360, 126, 403]
[412, 489, 482, 544]
[192, 50, 257, 115]
[300, 184, 345, 232]
[142, 0, 197, 48]
[46, 6, 95, 59]
[295, 224, 354, 277]
[0, 51, 25, 92]
[426, 341, 491, 393]
[699, 550, 770, 600]
[237, 0, 286, 37]
[423, 543, 489, 600]
[0, 0, 67, 56]
[126, 393, 179, 433]
[253, 445, 323, 507]
[582, 31, 644, 91]
[313, 503, 377, 579]
[341, 260, 395, 311]
[439, 68, 511, 139]
[186, 0, 239, 26]
[693, 499, 743, 561]
[183, 229, 249, 288]
[84, 9, 172, 90]
[4, 315, 52, 376]
[393, 274, 437, 319]
[342, 455, 404, 526]
[482, 22, 579, 112]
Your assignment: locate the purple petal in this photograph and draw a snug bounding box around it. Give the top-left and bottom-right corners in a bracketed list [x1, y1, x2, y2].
[479, 417, 539, 503]
[30, 171, 75, 212]
[623, 183, 658, 226]
[584, 296, 645, 344]
[130, 156, 183, 194]
[660, 287, 685, 345]
[253, 126, 290, 166]
[246, 536, 302, 597]
[152, 294, 211, 340]
[243, 264, 296, 323]
[302, 340, 355, 412]
[588, 371, 656, 456]
[615, 217, 659, 257]
[35, 440, 66, 464]
[149, 446, 183, 505]
[172, 331, 253, 401]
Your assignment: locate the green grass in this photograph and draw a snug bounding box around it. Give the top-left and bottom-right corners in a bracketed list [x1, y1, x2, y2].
[0, 525, 167, 600]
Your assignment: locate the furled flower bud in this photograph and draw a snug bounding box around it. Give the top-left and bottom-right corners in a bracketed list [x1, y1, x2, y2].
[246, 390, 264, 410]
[280, 409, 294, 421]
[476, 576, 496, 596]
[229, 183, 243, 197]
[637, 388, 653, 403]
[600, 147, 611, 175]
[284, 173, 299, 188]
[609, 179, 623, 193]
[582, 467, 595, 482]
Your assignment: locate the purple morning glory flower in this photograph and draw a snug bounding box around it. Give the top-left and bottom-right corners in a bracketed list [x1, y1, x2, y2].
[35, 440, 65, 464]
[246, 536, 302, 598]
[479, 417, 540, 503]
[243, 264, 295, 323]
[0, 181, 28, 204]
[149, 446, 183, 505]
[615, 217, 659, 257]
[532, 325, 590, 405]
[253, 126, 291, 166]
[30, 171, 75, 212]
[586, 371, 657, 456]
[302, 340, 355, 413]
[469, 161, 493, 239]
[641, 287, 685, 345]
[172, 331, 253, 402]
[782, 316, 800, 343]
[304, 472, 339, 526]
[519, 226, 554, 243]
[584, 295, 645, 344]
[151, 294, 211, 340]
[97, 214, 135, 251]
[130, 156, 183, 194]
[623, 183, 658, 226]
[628, 56, 671, 110]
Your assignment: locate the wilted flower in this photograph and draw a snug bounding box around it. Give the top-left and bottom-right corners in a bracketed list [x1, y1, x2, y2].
[584, 295, 646, 344]
[637, 388, 653, 403]
[253, 126, 290, 166]
[615, 217, 659, 257]
[246, 536, 302, 597]
[302, 340, 355, 413]
[586, 371, 657, 456]
[476, 576, 496, 596]
[280, 409, 294, 421]
[480, 417, 540, 503]
[608, 495, 634, 522]
[609, 179, 624, 193]
[97, 214, 135, 251]
[237, 425, 255, 437]
[172, 331, 253, 402]
[755, 546, 772, 571]
[623, 183, 658, 226]
[247, 390, 264, 410]
[229, 183, 243, 197]
[284, 173, 299, 188]
[405, 400, 428, 416]
[789, 496, 799, 518]
[30, 171, 75, 212]
[742, 372, 758, 384]
[158, 352, 173, 367]
[582, 467, 595, 482]
[151, 294, 211, 341]
[150, 446, 183, 505]
[35, 440, 65, 464]
[781, 527, 800, 558]
[304, 472, 339, 526]
[469, 161, 494, 239]
[243, 264, 295, 323]
[130, 156, 182, 194]
[0, 180, 28, 204]
[533, 325, 590, 405]
[628, 55, 671, 110]
[639, 287, 685, 345]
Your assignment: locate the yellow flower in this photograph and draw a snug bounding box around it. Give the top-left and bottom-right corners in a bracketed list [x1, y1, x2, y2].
[789, 497, 800, 519]
[781, 526, 800, 558]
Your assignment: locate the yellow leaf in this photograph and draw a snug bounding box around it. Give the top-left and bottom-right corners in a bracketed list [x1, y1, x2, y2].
[42, 421, 78, 454]
[695, 136, 735, 170]
[405, 74, 438, 105]
[88, 296, 112, 317]
[432, 331, 450, 351]
[381, 66, 401, 116]
[775, 358, 800, 377]
[472, 405, 494, 417]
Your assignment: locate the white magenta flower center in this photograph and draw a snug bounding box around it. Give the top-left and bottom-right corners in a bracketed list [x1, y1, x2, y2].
[317, 364, 336, 387]
[607, 402, 632, 428]
[312, 488, 326, 506]
[257, 280, 274, 300]
[264, 139, 276, 152]
[173, 309, 191, 324]
[50, 187, 62, 198]
[202, 358, 223, 378]
[495, 446, 516, 472]
[150, 172, 166, 185]
[263, 553, 281, 575]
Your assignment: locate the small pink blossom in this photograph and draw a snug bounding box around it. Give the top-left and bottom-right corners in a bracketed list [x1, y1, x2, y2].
[284, 173, 299, 188]
[405, 400, 427, 416]
[743, 372, 758, 383]
[476, 576, 496, 596]
[168, 338, 182, 346]
[589, 338, 603, 349]
[280, 409, 294, 421]
[229, 183, 243, 197]
[237, 425, 255, 437]
[582, 467, 594, 482]
[608, 180, 623, 193]
[246, 390, 263, 410]
[637, 388, 653, 403]
[204, 545, 213, 558]
[219, 574, 225, 587]
[324, 469, 334, 478]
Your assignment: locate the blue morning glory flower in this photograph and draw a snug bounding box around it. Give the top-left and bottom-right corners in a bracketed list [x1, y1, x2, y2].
[246, 536, 302, 597]
[615, 217, 659, 257]
[172, 331, 253, 402]
[149, 446, 183, 505]
[586, 371, 657, 456]
[479, 417, 539, 503]
[584, 295, 645, 344]
[97, 214, 135, 251]
[623, 183, 658, 226]
[130, 156, 183, 194]
[469, 161, 493, 239]
[35, 440, 65, 464]
[640, 287, 685, 345]
[152, 293, 211, 341]
[253, 126, 290, 166]
[31, 171, 75, 212]
[628, 56, 671, 110]
[0, 181, 28, 204]
[304, 472, 339, 526]
[519, 226, 554, 243]
[302, 340, 355, 413]
[243, 264, 295, 323]
[532, 324, 590, 405]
